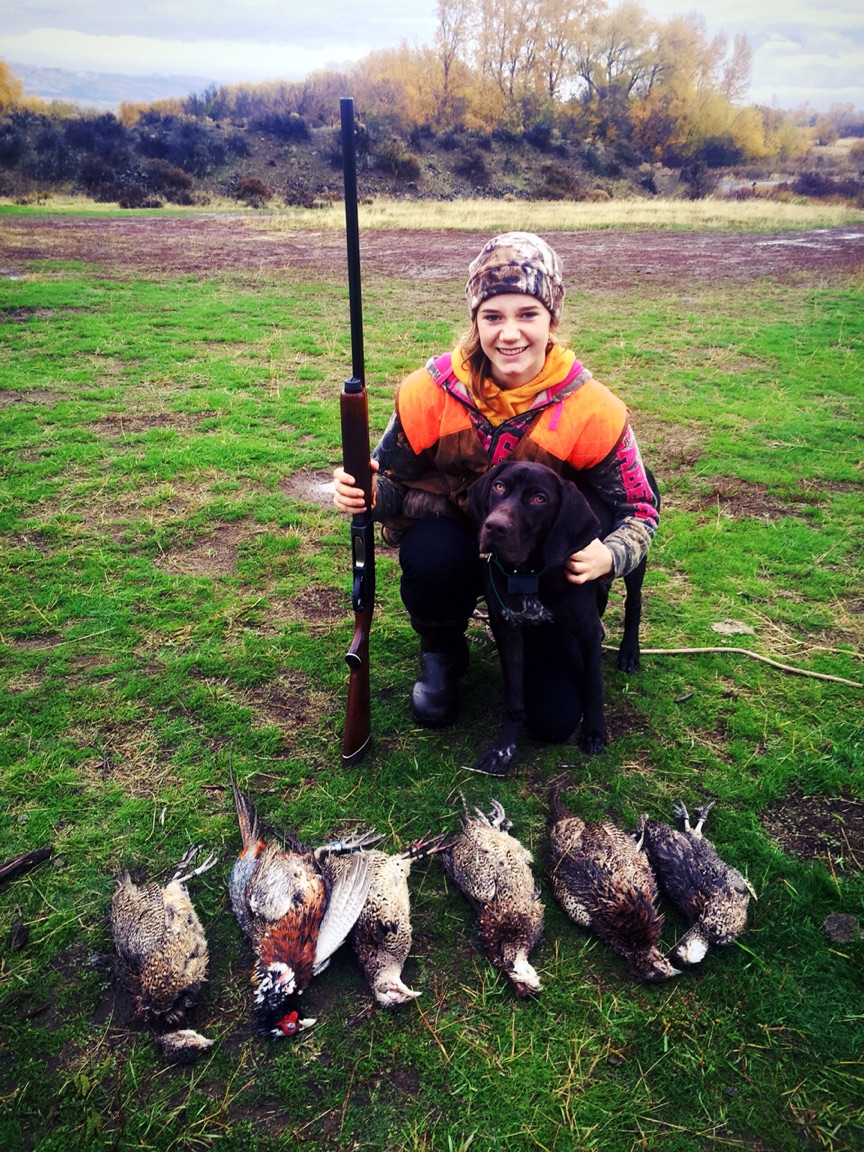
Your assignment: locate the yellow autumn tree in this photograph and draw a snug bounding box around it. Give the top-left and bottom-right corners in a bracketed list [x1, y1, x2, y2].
[0, 59, 24, 109]
[626, 11, 770, 163]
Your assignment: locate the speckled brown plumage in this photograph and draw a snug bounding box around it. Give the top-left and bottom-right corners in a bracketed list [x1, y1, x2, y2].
[443, 797, 544, 996]
[227, 775, 378, 1037]
[639, 800, 756, 965]
[324, 838, 444, 1008]
[547, 788, 679, 984]
[110, 846, 216, 1046]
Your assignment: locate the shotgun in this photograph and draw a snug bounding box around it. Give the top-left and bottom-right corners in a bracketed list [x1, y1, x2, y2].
[339, 96, 375, 766]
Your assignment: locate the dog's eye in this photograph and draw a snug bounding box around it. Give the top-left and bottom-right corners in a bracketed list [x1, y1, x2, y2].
[530, 493, 548, 505]
[492, 481, 506, 494]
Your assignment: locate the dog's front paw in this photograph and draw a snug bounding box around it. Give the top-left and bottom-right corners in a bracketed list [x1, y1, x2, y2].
[578, 726, 608, 755]
[470, 745, 516, 777]
[616, 645, 640, 674]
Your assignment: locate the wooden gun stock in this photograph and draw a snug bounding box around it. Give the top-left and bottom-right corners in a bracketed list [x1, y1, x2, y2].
[340, 96, 375, 766]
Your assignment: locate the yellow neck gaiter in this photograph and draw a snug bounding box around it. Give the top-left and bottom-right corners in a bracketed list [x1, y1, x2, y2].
[451, 344, 577, 426]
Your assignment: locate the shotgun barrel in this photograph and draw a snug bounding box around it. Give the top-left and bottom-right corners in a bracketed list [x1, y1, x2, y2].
[340, 96, 375, 766]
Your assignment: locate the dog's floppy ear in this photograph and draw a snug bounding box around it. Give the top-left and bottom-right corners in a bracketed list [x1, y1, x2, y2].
[466, 464, 501, 525]
[543, 478, 602, 567]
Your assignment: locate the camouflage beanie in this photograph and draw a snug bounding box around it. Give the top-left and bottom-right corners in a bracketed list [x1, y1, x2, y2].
[465, 232, 565, 324]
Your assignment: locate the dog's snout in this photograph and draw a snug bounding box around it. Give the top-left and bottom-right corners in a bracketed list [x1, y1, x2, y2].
[478, 506, 513, 551]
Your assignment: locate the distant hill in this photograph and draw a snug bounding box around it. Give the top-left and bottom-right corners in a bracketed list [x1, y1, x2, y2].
[11, 62, 215, 111]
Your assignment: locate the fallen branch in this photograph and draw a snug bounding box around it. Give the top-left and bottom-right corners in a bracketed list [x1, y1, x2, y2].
[603, 645, 863, 688]
[0, 846, 53, 883]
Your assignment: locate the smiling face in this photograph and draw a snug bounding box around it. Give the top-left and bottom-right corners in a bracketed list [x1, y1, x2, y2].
[475, 293, 553, 389]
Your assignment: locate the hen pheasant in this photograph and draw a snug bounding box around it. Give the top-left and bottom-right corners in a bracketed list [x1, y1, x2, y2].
[227, 776, 378, 1037]
[639, 800, 756, 965]
[443, 797, 544, 996]
[323, 835, 447, 1008]
[110, 845, 216, 1060]
[547, 788, 679, 983]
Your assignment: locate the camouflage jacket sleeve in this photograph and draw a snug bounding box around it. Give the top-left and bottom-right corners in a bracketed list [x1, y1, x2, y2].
[580, 424, 659, 579]
[370, 410, 414, 521]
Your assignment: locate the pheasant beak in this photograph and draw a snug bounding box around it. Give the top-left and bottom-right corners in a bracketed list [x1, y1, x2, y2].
[510, 958, 542, 997]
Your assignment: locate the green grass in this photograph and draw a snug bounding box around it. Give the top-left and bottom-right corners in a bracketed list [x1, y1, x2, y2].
[0, 233, 862, 1152]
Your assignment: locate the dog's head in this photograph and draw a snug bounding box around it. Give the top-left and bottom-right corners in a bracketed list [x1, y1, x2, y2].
[467, 461, 601, 568]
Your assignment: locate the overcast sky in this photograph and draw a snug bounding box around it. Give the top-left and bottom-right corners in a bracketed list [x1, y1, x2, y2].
[2, 0, 862, 113]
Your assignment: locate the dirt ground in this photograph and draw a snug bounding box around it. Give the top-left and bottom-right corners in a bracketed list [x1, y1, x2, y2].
[2, 214, 864, 286]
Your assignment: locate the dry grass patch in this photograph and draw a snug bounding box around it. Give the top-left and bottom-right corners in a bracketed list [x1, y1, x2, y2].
[251, 196, 864, 233]
[153, 521, 248, 577]
[72, 719, 185, 798]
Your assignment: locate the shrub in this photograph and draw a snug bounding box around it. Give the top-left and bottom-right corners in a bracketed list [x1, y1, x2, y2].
[438, 129, 462, 152]
[62, 113, 129, 164]
[145, 161, 195, 203]
[792, 170, 862, 200]
[133, 113, 231, 177]
[0, 118, 25, 166]
[680, 160, 719, 199]
[696, 135, 745, 168]
[529, 160, 585, 201]
[453, 147, 489, 186]
[118, 192, 163, 209]
[374, 141, 421, 180]
[233, 176, 273, 206]
[524, 121, 553, 151]
[252, 112, 311, 142]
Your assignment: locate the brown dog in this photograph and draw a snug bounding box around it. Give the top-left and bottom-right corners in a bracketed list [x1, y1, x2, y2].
[467, 460, 654, 775]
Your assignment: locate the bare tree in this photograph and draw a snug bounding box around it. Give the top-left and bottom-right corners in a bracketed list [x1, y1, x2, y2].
[721, 33, 753, 103]
[536, 0, 600, 100]
[435, 0, 474, 126]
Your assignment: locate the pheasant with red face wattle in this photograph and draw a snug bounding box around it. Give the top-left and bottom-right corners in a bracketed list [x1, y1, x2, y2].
[228, 776, 379, 1037]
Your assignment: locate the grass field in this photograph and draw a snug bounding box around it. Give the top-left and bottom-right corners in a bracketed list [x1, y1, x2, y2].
[0, 207, 862, 1152]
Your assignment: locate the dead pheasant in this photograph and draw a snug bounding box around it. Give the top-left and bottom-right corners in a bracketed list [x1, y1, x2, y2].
[442, 797, 544, 996]
[547, 788, 679, 984]
[228, 775, 379, 1037]
[639, 800, 756, 965]
[110, 845, 217, 1060]
[323, 835, 448, 1008]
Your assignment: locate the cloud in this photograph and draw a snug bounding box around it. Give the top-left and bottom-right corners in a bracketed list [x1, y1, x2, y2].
[2, 0, 862, 110]
[641, 0, 864, 109]
[4, 1, 438, 51]
[1, 28, 358, 82]
[1, 1, 440, 85]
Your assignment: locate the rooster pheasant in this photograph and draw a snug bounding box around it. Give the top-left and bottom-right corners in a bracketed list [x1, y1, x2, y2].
[547, 788, 679, 983]
[442, 797, 544, 996]
[110, 845, 216, 1060]
[228, 776, 379, 1037]
[639, 800, 756, 965]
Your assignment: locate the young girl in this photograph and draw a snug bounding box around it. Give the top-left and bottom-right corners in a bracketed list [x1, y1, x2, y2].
[333, 232, 658, 755]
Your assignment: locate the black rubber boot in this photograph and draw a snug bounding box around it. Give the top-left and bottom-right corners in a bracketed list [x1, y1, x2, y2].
[410, 629, 469, 728]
